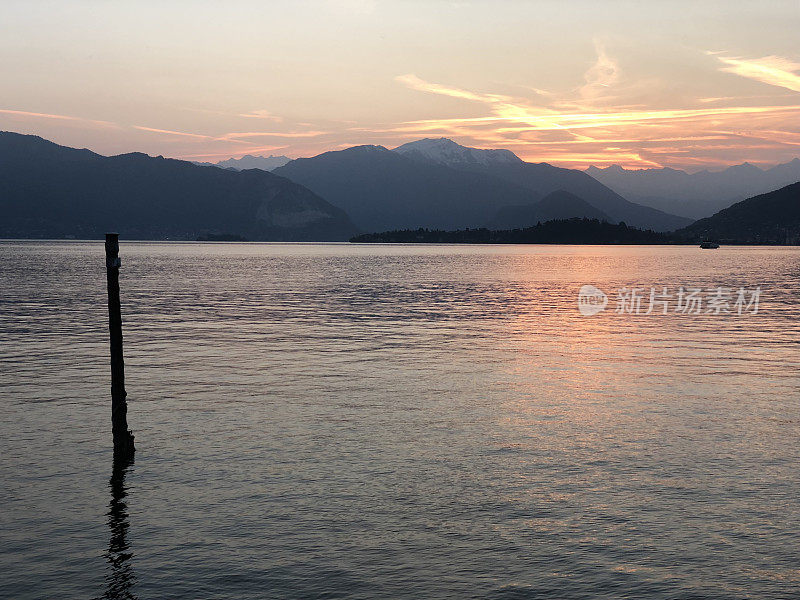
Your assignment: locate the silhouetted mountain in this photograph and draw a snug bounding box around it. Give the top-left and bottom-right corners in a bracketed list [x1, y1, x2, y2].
[351, 218, 669, 244]
[214, 154, 292, 171]
[676, 182, 800, 244]
[0, 132, 357, 240]
[490, 190, 611, 229]
[393, 138, 691, 231]
[587, 159, 800, 219]
[274, 145, 541, 231]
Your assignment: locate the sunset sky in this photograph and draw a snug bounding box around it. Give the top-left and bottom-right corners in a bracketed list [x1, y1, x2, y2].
[2, 0, 800, 171]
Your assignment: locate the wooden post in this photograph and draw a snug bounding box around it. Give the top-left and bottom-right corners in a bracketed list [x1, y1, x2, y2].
[105, 233, 135, 458]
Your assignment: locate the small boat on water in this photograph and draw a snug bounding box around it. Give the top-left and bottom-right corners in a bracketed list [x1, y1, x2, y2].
[700, 241, 720, 249]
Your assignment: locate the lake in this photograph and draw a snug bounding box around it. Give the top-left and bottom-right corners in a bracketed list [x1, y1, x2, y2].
[1, 241, 799, 599]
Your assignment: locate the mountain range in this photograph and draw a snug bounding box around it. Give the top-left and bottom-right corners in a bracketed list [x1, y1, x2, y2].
[676, 182, 800, 244]
[0, 132, 356, 240]
[587, 159, 800, 219]
[274, 138, 691, 232]
[2, 131, 797, 243]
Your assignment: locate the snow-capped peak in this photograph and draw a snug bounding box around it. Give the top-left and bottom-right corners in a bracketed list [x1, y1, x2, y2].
[392, 137, 522, 168]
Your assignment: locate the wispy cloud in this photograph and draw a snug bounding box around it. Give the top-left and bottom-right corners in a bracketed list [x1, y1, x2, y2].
[133, 125, 213, 139]
[394, 74, 800, 133]
[389, 45, 800, 169]
[0, 108, 116, 128]
[238, 110, 284, 122]
[217, 131, 328, 140]
[132, 124, 327, 159]
[713, 53, 800, 93]
[579, 40, 620, 100]
[180, 145, 289, 160]
[394, 74, 516, 104]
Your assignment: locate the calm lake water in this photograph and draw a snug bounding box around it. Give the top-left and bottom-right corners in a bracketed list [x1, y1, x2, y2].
[1, 241, 799, 600]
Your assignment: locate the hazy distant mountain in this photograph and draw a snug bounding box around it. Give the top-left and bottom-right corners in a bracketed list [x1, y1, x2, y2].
[586, 159, 800, 219]
[274, 144, 541, 232]
[490, 190, 611, 229]
[676, 182, 800, 244]
[393, 138, 691, 231]
[0, 132, 357, 240]
[215, 154, 292, 171]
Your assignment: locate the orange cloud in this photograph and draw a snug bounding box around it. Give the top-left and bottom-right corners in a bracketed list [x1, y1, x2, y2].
[395, 74, 800, 133]
[392, 44, 800, 170]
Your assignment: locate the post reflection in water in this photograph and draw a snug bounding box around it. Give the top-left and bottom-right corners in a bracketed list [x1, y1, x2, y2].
[98, 455, 137, 600]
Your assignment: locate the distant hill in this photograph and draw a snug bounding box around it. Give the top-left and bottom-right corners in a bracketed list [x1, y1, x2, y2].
[215, 154, 292, 171]
[394, 138, 691, 231]
[0, 132, 357, 240]
[490, 190, 611, 229]
[351, 218, 669, 244]
[274, 144, 541, 232]
[676, 182, 800, 244]
[586, 159, 800, 219]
